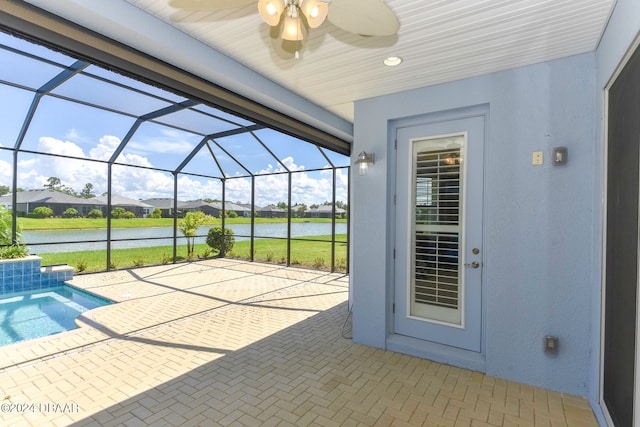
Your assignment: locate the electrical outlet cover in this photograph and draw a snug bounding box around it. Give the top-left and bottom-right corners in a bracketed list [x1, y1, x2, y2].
[532, 151, 543, 165]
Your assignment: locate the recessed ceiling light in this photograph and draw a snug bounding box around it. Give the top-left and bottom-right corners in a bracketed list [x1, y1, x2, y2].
[384, 56, 403, 66]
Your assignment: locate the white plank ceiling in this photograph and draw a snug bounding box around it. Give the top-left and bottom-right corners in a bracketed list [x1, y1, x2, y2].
[43, 0, 623, 122]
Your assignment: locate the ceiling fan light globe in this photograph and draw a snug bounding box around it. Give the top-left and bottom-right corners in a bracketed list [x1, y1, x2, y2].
[300, 0, 328, 28]
[282, 15, 304, 40]
[258, 0, 285, 26]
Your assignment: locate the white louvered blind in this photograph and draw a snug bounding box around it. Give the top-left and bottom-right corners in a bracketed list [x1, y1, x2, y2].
[413, 148, 462, 311]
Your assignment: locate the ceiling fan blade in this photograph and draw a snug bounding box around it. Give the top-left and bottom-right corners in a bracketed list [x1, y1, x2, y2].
[327, 0, 399, 36]
[168, 0, 255, 10]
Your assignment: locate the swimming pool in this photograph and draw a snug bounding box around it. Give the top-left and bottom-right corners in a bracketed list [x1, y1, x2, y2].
[0, 285, 112, 346]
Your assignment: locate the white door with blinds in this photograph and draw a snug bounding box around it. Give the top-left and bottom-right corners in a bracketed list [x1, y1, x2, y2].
[394, 115, 484, 352]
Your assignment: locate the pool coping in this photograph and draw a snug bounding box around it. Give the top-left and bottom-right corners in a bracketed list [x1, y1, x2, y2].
[0, 258, 347, 373]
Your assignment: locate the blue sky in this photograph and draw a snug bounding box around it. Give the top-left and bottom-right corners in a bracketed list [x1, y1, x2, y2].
[0, 31, 349, 206]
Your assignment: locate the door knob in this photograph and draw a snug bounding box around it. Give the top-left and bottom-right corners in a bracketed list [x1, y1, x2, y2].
[471, 261, 479, 269]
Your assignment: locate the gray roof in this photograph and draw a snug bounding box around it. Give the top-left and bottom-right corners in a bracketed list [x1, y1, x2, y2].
[222, 201, 251, 212]
[180, 200, 215, 210]
[257, 205, 285, 213]
[179, 200, 253, 213]
[307, 205, 346, 214]
[93, 194, 154, 208]
[235, 202, 255, 210]
[0, 190, 158, 209]
[142, 198, 176, 209]
[0, 190, 104, 205]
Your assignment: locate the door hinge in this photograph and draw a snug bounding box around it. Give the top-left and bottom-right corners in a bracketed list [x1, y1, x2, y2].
[393, 194, 396, 205]
[393, 248, 396, 259]
[394, 139, 397, 150]
[392, 303, 395, 313]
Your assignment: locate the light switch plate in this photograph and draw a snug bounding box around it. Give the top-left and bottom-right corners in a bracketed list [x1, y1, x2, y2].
[532, 151, 543, 165]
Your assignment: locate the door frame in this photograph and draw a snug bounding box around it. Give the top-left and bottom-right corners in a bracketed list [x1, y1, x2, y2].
[600, 33, 640, 427]
[386, 104, 489, 372]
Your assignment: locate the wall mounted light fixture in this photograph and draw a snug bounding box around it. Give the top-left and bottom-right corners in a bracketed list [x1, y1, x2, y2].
[355, 151, 375, 175]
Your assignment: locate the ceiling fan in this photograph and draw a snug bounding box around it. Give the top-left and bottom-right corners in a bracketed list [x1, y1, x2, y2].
[168, 0, 400, 42]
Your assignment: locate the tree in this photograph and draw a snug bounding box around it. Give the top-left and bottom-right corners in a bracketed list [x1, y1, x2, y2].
[178, 211, 209, 258]
[44, 177, 61, 191]
[0, 206, 28, 259]
[89, 209, 104, 219]
[42, 177, 80, 196]
[0, 185, 9, 196]
[58, 185, 77, 197]
[111, 207, 136, 219]
[0, 205, 13, 248]
[218, 210, 238, 219]
[79, 183, 95, 199]
[29, 206, 54, 218]
[111, 207, 127, 219]
[206, 226, 235, 256]
[62, 207, 80, 218]
[336, 201, 347, 210]
[149, 208, 162, 218]
[310, 204, 319, 210]
[87, 209, 103, 218]
[297, 204, 307, 218]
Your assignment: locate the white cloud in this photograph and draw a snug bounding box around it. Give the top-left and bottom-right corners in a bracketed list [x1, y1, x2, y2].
[17, 158, 37, 169]
[252, 175, 288, 206]
[176, 175, 222, 201]
[117, 152, 154, 168]
[88, 135, 153, 167]
[250, 167, 349, 206]
[0, 160, 12, 180]
[66, 128, 80, 140]
[89, 135, 120, 161]
[17, 168, 42, 187]
[39, 136, 85, 158]
[13, 134, 348, 205]
[127, 129, 195, 156]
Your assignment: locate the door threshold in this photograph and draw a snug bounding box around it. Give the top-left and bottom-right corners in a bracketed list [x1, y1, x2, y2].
[387, 333, 485, 372]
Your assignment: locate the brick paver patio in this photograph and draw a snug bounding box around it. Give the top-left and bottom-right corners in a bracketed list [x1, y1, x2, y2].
[0, 259, 598, 426]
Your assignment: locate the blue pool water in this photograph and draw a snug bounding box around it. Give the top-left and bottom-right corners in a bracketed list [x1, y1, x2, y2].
[0, 285, 112, 346]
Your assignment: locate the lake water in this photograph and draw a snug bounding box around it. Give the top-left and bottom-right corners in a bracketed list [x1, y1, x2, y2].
[22, 222, 348, 254]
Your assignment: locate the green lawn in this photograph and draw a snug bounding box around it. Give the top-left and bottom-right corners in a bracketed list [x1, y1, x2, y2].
[38, 234, 348, 273]
[17, 216, 346, 230]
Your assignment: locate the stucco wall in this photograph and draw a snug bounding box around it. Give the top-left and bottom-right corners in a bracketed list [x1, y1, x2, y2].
[351, 52, 596, 396]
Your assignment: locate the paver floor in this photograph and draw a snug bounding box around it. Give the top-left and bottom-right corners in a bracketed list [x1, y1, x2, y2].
[0, 259, 598, 426]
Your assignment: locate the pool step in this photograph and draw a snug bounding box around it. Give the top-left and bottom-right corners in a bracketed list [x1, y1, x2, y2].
[40, 264, 74, 287]
[0, 256, 74, 295]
